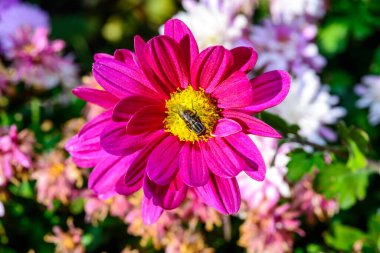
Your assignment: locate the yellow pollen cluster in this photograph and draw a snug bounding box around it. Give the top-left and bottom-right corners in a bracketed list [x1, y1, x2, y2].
[164, 85, 220, 142]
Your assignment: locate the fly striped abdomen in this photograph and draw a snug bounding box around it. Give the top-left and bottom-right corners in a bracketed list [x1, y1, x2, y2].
[179, 109, 206, 136]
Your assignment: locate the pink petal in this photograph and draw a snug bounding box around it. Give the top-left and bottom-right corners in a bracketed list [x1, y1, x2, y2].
[114, 49, 136, 64]
[94, 53, 113, 61]
[125, 105, 166, 135]
[66, 111, 111, 167]
[100, 122, 154, 156]
[66, 135, 106, 168]
[134, 36, 169, 98]
[141, 196, 163, 225]
[124, 132, 169, 186]
[72, 87, 119, 109]
[211, 71, 253, 108]
[223, 110, 282, 138]
[146, 135, 182, 185]
[12, 147, 31, 168]
[212, 118, 242, 137]
[144, 35, 189, 90]
[113, 97, 164, 122]
[144, 175, 188, 210]
[224, 133, 266, 181]
[201, 138, 244, 178]
[115, 173, 142, 196]
[191, 46, 233, 91]
[230, 47, 258, 73]
[89, 154, 137, 198]
[179, 142, 209, 187]
[243, 70, 291, 113]
[93, 57, 160, 99]
[164, 19, 199, 70]
[195, 174, 240, 214]
[78, 110, 112, 139]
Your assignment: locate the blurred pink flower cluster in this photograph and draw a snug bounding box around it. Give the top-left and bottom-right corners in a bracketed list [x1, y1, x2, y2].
[0, 0, 78, 90]
[0, 124, 34, 186]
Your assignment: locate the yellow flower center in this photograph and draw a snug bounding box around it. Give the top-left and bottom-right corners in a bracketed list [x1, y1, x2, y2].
[164, 85, 220, 142]
[51, 163, 64, 175]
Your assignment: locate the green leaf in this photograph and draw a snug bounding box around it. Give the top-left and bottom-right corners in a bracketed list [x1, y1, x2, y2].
[260, 112, 300, 136]
[286, 150, 325, 182]
[347, 140, 367, 170]
[324, 222, 366, 251]
[315, 163, 370, 209]
[9, 181, 34, 199]
[337, 122, 369, 153]
[337, 122, 369, 170]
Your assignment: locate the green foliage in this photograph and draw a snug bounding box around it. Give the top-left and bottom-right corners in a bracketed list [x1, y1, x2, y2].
[286, 150, 325, 182]
[324, 222, 366, 251]
[318, 0, 380, 57]
[337, 122, 369, 170]
[315, 163, 370, 209]
[324, 214, 380, 252]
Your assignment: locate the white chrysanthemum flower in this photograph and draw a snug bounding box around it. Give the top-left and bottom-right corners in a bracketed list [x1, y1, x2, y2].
[165, 0, 249, 50]
[355, 75, 380, 125]
[203, 0, 258, 17]
[269, 70, 346, 145]
[270, 0, 326, 23]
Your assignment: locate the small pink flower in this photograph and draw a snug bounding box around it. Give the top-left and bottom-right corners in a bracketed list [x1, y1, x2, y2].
[44, 218, 85, 253]
[67, 19, 290, 223]
[0, 1, 49, 52]
[0, 125, 34, 186]
[238, 204, 304, 253]
[292, 174, 338, 224]
[32, 152, 83, 209]
[6, 27, 78, 89]
[83, 192, 131, 224]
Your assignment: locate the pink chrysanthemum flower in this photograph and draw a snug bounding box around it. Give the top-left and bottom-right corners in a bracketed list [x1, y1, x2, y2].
[238, 204, 304, 253]
[83, 192, 131, 224]
[7, 27, 78, 89]
[0, 124, 34, 186]
[44, 218, 85, 253]
[32, 151, 83, 209]
[67, 19, 290, 222]
[0, 1, 49, 52]
[292, 174, 338, 224]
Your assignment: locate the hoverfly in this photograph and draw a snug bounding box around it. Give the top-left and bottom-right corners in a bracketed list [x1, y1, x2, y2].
[178, 109, 206, 136]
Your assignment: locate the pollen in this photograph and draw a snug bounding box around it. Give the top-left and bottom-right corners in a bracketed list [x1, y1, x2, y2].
[164, 85, 220, 142]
